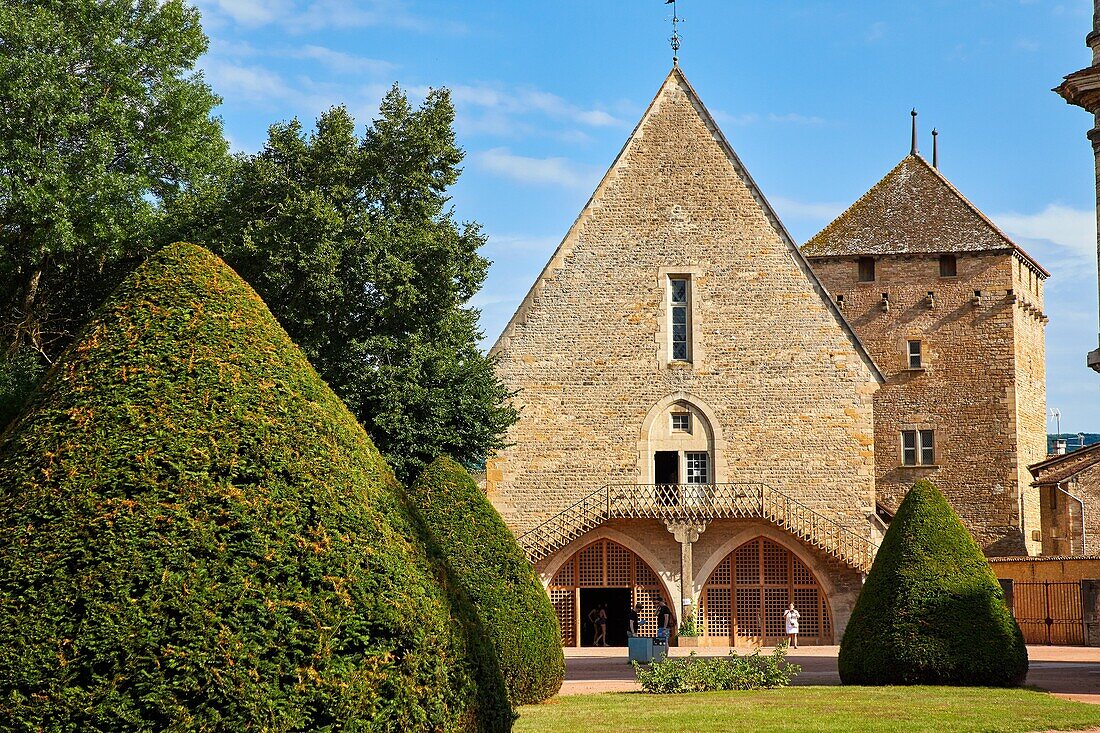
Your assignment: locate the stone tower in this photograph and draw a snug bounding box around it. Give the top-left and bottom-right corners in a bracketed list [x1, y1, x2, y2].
[802, 152, 1049, 556]
[1054, 0, 1100, 373]
[487, 67, 882, 647]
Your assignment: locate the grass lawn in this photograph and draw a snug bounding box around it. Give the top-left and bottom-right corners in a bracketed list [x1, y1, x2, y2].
[515, 686, 1100, 733]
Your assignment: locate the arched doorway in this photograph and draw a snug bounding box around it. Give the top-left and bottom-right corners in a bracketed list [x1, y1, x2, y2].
[699, 537, 833, 646]
[548, 538, 672, 647]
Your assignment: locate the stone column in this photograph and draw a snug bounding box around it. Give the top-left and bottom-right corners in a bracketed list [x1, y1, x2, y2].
[666, 522, 707, 614]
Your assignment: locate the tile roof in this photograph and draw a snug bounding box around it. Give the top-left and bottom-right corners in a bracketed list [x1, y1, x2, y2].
[801, 154, 1048, 276]
[1029, 441, 1100, 485]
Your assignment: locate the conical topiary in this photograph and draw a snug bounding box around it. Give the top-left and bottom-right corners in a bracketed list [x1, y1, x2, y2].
[408, 458, 565, 706]
[838, 479, 1028, 686]
[0, 243, 511, 732]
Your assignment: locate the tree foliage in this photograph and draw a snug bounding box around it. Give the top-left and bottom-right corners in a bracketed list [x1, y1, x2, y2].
[0, 0, 226, 364]
[0, 242, 511, 732]
[838, 479, 1028, 687]
[409, 457, 565, 706]
[170, 91, 515, 482]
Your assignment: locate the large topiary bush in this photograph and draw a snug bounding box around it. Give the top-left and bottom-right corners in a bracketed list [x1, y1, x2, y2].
[409, 458, 564, 705]
[0, 242, 511, 732]
[838, 479, 1027, 686]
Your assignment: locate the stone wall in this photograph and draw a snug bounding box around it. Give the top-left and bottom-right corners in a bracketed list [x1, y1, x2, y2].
[808, 251, 1044, 555]
[1012, 255, 1048, 555]
[487, 70, 880, 550]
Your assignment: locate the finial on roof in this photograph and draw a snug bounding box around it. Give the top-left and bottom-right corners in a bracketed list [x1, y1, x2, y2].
[932, 128, 939, 169]
[666, 0, 682, 66]
[910, 109, 918, 155]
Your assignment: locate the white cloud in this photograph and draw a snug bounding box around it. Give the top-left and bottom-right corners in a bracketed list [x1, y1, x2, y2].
[293, 45, 395, 75]
[991, 204, 1096, 264]
[451, 83, 621, 129]
[770, 196, 846, 223]
[203, 60, 297, 103]
[196, 0, 464, 34]
[475, 148, 600, 189]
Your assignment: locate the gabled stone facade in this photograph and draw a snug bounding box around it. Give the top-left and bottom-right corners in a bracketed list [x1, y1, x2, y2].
[487, 67, 882, 645]
[803, 154, 1049, 556]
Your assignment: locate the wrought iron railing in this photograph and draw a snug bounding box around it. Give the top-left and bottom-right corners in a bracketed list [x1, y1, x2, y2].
[516, 482, 878, 571]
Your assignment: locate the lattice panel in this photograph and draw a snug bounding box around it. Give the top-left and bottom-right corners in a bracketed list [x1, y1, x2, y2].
[607, 542, 632, 587]
[633, 588, 665, 638]
[635, 556, 660, 587]
[577, 542, 603, 587]
[710, 557, 731, 586]
[822, 600, 832, 637]
[793, 588, 820, 636]
[703, 586, 730, 637]
[735, 586, 761, 637]
[762, 540, 789, 586]
[550, 589, 576, 646]
[735, 540, 760, 586]
[552, 559, 575, 587]
[792, 555, 814, 585]
[763, 587, 788, 637]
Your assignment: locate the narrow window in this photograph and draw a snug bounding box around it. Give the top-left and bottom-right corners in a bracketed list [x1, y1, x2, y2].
[671, 413, 691, 433]
[902, 430, 935, 466]
[939, 254, 957, 278]
[858, 257, 876, 282]
[685, 452, 709, 484]
[907, 340, 923, 369]
[920, 430, 935, 465]
[669, 277, 691, 362]
[902, 431, 917, 466]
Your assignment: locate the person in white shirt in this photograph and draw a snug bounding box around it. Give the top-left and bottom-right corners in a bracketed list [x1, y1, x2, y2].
[783, 602, 801, 649]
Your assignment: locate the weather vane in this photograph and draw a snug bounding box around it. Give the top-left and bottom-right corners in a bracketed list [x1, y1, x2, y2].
[666, 0, 682, 65]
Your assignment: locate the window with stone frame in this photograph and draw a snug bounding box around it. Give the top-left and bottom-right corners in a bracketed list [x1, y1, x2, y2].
[902, 429, 935, 466]
[669, 276, 692, 362]
[907, 340, 923, 369]
[685, 452, 709, 483]
[671, 412, 692, 433]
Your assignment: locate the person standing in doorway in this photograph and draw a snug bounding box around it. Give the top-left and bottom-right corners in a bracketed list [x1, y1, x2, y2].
[593, 604, 608, 647]
[655, 601, 673, 644]
[627, 603, 642, 637]
[783, 602, 801, 649]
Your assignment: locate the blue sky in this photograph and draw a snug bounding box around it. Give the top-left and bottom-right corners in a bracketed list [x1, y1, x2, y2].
[192, 0, 1100, 432]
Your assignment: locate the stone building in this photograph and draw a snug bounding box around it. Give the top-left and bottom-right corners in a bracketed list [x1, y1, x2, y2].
[1054, 0, 1100, 373]
[486, 67, 884, 647]
[802, 148, 1049, 556]
[1030, 444, 1100, 557]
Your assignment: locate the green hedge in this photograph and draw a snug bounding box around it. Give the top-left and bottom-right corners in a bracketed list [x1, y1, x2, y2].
[838, 479, 1028, 686]
[409, 458, 565, 705]
[0, 243, 510, 731]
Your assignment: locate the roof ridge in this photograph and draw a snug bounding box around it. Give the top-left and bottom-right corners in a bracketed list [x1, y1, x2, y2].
[1029, 440, 1100, 472]
[491, 66, 884, 383]
[802, 154, 1049, 277]
[912, 154, 1050, 277]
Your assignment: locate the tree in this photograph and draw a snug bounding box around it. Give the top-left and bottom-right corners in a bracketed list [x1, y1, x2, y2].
[0, 242, 511, 731]
[838, 479, 1028, 686]
[409, 457, 565, 706]
[0, 0, 226, 425]
[170, 90, 516, 482]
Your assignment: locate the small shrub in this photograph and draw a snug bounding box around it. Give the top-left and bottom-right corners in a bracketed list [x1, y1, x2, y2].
[633, 647, 800, 694]
[839, 479, 1028, 687]
[409, 457, 565, 706]
[677, 609, 698, 636]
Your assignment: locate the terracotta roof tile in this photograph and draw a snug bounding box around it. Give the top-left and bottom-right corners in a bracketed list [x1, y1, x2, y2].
[801, 154, 1048, 276]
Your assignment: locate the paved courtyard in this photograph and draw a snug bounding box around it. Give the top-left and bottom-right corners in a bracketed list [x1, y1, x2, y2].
[560, 645, 1100, 704]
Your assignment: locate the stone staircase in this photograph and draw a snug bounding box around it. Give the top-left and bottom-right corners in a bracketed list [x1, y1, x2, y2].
[516, 482, 878, 572]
